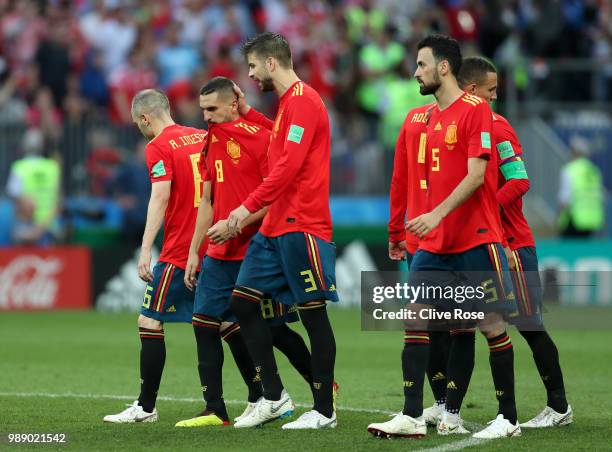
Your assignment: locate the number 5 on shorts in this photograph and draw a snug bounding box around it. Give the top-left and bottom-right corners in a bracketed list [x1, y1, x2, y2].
[143, 285, 153, 309]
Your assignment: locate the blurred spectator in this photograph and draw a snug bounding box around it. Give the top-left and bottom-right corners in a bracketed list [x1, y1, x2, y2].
[79, 50, 109, 108]
[26, 87, 62, 144]
[108, 49, 157, 124]
[107, 139, 151, 245]
[156, 21, 201, 89]
[35, 22, 71, 108]
[0, 57, 27, 126]
[558, 135, 605, 237]
[6, 128, 62, 245]
[357, 25, 405, 136]
[80, 2, 137, 77]
[85, 129, 122, 197]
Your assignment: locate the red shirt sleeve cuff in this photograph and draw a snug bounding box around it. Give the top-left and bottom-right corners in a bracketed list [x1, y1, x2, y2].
[243, 196, 261, 213]
[388, 230, 405, 243]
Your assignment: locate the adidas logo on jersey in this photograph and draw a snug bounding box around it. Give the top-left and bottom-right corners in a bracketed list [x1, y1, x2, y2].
[434, 122, 442, 131]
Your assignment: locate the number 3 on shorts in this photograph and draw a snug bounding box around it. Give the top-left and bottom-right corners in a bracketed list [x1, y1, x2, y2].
[300, 269, 317, 293]
[143, 285, 153, 309]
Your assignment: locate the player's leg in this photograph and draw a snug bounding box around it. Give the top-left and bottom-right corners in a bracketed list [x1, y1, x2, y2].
[220, 322, 263, 406]
[269, 315, 313, 388]
[104, 262, 185, 423]
[423, 330, 451, 426]
[177, 258, 245, 427]
[368, 249, 445, 438]
[510, 247, 571, 427]
[274, 233, 339, 429]
[230, 234, 295, 428]
[437, 327, 475, 435]
[472, 244, 521, 438]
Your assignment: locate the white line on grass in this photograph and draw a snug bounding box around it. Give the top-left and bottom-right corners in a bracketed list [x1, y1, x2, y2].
[1, 391, 488, 451]
[0, 391, 394, 415]
[415, 437, 489, 452]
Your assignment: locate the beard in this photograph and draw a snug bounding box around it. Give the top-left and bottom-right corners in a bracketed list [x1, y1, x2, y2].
[418, 72, 442, 95]
[259, 75, 275, 92]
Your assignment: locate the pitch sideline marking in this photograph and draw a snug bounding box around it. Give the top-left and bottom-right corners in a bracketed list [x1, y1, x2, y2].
[1, 391, 488, 451]
[0, 391, 395, 415]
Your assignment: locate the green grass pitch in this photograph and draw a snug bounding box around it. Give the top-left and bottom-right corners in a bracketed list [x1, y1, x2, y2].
[1, 308, 611, 451]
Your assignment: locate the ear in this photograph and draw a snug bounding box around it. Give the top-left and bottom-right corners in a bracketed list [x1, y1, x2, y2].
[266, 56, 275, 72]
[438, 60, 449, 76]
[465, 83, 477, 94]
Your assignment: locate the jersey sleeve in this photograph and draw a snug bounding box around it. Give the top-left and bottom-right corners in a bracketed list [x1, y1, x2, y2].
[495, 122, 529, 183]
[254, 129, 270, 178]
[243, 96, 318, 213]
[466, 102, 493, 160]
[146, 142, 173, 183]
[244, 108, 275, 131]
[388, 121, 408, 243]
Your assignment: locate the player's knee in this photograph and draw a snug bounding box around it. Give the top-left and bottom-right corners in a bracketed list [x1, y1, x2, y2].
[138, 314, 162, 330]
[298, 299, 327, 310]
[230, 287, 262, 319]
[478, 313, 506, 338]
[219, 321, 235, 333]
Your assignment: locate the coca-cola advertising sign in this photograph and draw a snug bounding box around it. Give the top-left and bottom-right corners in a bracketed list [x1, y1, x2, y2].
[0, 247, 91, 310]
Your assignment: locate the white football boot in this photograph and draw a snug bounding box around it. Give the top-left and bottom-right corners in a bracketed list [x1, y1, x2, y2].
[472, 414, 521, 439]
[437, 411, 470, 435]
[282, 410, 337, 429]
[103, 400, 158, 423]
[234, 397, 263, 423]
[234, 390, 294, 428]
[423, 402, 445, 426]
[520, 405, 573, 428]
[367, 413, 427, 438]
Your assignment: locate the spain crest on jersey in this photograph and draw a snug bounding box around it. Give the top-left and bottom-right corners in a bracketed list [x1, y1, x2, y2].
[226, 139, 240, 161]
[445, 124, 458, 144]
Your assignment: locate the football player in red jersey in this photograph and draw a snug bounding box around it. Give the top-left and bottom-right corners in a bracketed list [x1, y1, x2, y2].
[458, 56, 572, 428]
[176, 77, 311, 427]
[368, 35, 520, 440]
[388, 102, 453, 425]
[104, 89, 207, 423]
[225, 33, 339, 429]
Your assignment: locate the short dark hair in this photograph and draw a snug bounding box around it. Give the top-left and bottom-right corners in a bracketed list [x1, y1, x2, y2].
[457, 56, 497, 88]
[416, 34, 462, 77]
[241, 32, 292, 69]
[199, 76, 236, 99]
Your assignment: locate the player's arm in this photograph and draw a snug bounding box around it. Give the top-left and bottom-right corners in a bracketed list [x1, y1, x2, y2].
[207, 206, 268, 244]
[233, 83, 275, 130]
[389, 123, 408, 260]
[495, 128, 530, 208]
[227, 97, 316, 232]
[139, 180, 171, 282]
[185, 181, 213, 290]
[407, 157, 487, 238]
[408, 102, 493, 238]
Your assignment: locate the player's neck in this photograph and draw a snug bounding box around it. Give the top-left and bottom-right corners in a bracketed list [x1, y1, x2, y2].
[152, 117, 176, 138]
[274, 70, 301, 97]
[434, 82, 464, 111]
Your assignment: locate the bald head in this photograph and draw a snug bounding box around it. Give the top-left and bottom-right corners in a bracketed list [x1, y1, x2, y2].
[131, 89, 174, 140]
[131, 89, 171, 118]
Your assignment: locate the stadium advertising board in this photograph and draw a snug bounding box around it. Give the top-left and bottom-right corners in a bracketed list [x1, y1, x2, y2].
[0, 247, 91, 310]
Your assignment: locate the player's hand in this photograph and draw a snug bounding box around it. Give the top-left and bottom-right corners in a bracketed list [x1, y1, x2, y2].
[389, 241, 407, 261]
[406, 211, 443, 238]
[184, 251, 199, 291]
[138, 247, 154, 282]
[227, 205, 250, 235]
[232, 83, 251, 115]
[504, 246, 516, 270]
[207, 219, 236, 244]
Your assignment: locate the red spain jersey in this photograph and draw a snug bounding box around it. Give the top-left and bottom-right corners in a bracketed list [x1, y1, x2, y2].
[493, 113, 535, 250]
[420, 93, 502, 254]
[146, 124, 207, 269]
[242, 81, 333, 242]
[200, 118, 270, 260]
[389, 103, 435, 254]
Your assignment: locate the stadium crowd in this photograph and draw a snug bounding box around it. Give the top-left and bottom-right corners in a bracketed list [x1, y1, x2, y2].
[0, 0, 610, 245]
